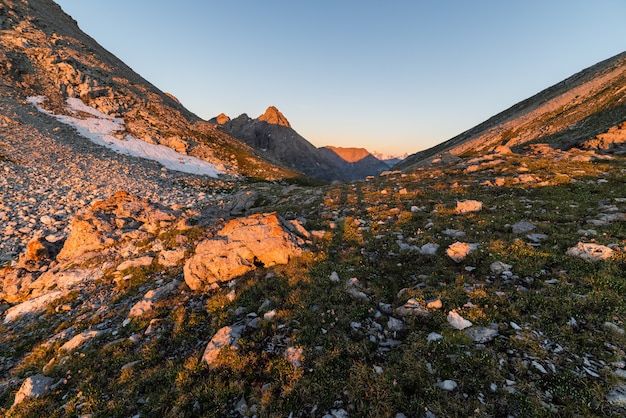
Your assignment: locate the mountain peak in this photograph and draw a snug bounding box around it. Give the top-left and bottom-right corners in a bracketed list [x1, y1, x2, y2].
[258, 106, 291, 127]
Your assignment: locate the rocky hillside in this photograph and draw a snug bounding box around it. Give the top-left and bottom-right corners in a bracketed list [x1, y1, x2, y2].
[1, 2, 626, 417]
[0, 0, 298, 180]
[217, 107, 347, 182]
[397, 51, 626, 170]
[318, 146, 390, 180]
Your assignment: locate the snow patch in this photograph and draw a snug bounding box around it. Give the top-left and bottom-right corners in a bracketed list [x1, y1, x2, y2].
[27, 96, 222, 177]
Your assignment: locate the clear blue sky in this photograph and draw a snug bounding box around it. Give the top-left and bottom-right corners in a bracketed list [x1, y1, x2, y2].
[55, 0, 625, 156]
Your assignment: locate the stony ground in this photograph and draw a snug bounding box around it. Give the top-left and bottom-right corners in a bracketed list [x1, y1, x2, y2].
[0, 86, 236, 263]
[1, 116, 625, 417]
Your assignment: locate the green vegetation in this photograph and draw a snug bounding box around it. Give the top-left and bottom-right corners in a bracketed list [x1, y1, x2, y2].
[2, 152, 626, 417]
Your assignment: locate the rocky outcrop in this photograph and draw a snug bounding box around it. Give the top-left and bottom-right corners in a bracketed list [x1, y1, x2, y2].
[184, 213, 308, 291]
[57, 191, 179, 262]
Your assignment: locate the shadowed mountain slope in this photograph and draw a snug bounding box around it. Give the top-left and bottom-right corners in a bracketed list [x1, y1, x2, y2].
[318, 146, 390, 180]
[217, 107, 347, 182]
[397, 51, 626, 170]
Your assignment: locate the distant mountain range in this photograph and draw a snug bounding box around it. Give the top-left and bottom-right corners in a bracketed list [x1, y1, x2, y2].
[213, 107, 391, 181]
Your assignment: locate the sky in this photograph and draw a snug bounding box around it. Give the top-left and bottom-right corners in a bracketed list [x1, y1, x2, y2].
[54, 1, 626, 157]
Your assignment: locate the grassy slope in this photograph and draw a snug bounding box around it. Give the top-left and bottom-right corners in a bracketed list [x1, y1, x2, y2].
[2, 152, 626, 417]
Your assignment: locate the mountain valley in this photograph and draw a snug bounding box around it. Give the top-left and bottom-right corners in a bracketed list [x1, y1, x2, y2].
[0, 1, 625, 417]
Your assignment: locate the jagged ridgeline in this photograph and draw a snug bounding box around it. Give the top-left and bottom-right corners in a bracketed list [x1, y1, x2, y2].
[1, 0, 626, 417]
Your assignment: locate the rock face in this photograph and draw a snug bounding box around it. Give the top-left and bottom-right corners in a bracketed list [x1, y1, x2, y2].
[318, 146, 390, 180]
[258, 106, 291, 128]
[219, 108, 346, 182]
[184, 213, 307, 291]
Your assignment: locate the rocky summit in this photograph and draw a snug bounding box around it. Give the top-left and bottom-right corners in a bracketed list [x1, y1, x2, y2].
[1, 1, 626, 417]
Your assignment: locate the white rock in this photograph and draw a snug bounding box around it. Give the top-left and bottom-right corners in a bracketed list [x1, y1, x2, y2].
[603, 322, 625, 334]
[419, 242, 439, 255]
[284, 346, 304, 368]
[442, 228, 466, 238]
[264, 310, 277, 321]
[117, 256, 154, 271]
[329, 271, 340, 283]
[531, 361, 548, 374]
[447, 310, 472, 330]
[427, 332, 444, 343]
[61, 329, 104, 351]
[465, 326, 498, 343]
[387, 317, 405, 331]
[566, 242, 614, 262]
[436, 379, 458, 391]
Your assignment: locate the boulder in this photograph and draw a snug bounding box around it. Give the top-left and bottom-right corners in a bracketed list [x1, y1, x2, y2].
[17, 236, 63, 271]
[184, 213, 306, 291]
[12, 374, 55, 408]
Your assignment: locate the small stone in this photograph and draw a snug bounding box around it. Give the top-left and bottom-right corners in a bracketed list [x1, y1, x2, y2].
[447, 310, 472, 330]
[511, 221, 536, 234]
[526, 233, 548, 243]
[455, 200, 482, 214]
[426, 298, 442, 309]
[446, 242, 478, 263]
[427, 332, 444, 343]
[329, 271, 340, 283]
[387, 317, 405, 332]
[117, 256, 154, 271]
[608, 385, 626, 406]
[490, 261, 512, 275]
[465, 326, 498, 343]
[566, 242, 614, 262]
[202, 323, 245, 368]
[436, 380, 458, 391]
[532, 361, 548, 374]
[284, 346, 304, 368]
[603, 322, 625, 334]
